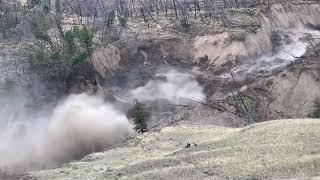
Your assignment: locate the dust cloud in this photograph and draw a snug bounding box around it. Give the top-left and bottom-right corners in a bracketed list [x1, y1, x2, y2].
[0, 93, 133, 173]
[130, 69, 205, 103]
[0, 69, 205, 174]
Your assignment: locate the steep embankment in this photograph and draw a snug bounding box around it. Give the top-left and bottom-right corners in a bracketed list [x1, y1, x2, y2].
[191, 0, 320, 120]
[28, 119, 320, 179]
[193, 0, 320, 68]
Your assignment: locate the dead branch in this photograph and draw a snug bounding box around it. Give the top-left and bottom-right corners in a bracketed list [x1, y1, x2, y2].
[227, 63, 254, 124]
[307, 36, 319, 56]
[281, 49, 305, 65]
[168, 103, 195, 109]
[183, 98, 226, 112]
[183, 98, 243, 118]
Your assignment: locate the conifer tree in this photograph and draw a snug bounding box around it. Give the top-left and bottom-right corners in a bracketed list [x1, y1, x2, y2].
[129, 99, 148, 133]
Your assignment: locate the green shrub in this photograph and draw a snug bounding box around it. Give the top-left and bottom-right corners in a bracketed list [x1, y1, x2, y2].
[65, 26, 93, 65]
[29, 24, 93, 81]
[28, 46, 65, 80]
[29, 1, 94, 82]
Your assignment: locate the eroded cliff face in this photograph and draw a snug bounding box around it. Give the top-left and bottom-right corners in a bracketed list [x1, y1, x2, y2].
[193, 0, 320, 67]
[98, 0, 320, 124]
[0, 0, 319, 128]
[188, 0, 320, 120]
[2, 1, 320, 179]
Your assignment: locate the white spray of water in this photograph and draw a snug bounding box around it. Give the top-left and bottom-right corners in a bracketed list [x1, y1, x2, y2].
[130, 69, 205, 103]
[0, 94, 133, 173]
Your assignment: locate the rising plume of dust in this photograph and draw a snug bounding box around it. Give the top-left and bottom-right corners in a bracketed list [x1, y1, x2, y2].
[130, 69, 205, 103]
[38, 94, 134, 165]
[0, 94, 133, 174]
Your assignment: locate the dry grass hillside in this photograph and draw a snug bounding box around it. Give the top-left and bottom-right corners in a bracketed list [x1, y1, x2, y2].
[28, 119, 320, 179]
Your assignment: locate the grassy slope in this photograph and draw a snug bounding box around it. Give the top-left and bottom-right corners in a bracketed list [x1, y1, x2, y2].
[30, 119, 320, 179]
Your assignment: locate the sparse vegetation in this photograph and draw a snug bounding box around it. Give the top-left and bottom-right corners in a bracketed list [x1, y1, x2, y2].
[28, 0, 93, 82]
[0, 0, 271, 42]
[29, 24, 93, 80]
[30, 119, 320, 179]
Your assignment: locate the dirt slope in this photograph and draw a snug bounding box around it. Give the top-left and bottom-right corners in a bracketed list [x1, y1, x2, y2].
[28, 119, 320, 179]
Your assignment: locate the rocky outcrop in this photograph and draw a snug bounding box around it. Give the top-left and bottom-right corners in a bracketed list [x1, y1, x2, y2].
[67, 45, 121, 95]
[90, 45, 121, 80]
